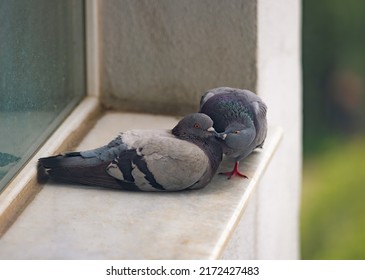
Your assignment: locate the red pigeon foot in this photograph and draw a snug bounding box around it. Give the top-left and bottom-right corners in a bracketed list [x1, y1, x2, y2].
[219, 162, 248, 179]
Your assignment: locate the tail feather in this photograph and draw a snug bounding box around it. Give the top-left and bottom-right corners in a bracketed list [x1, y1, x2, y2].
[39, 153, 101, 169]
[38, 153, 137, 191]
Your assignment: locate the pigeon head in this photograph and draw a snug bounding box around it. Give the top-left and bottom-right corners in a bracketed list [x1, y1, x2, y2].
[172, 113, 217, 140]
[217, 122, 255, 151]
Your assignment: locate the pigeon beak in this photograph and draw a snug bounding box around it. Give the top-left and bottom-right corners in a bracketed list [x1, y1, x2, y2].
[217, 132, 227, 140]
[207, 127, 220, 137]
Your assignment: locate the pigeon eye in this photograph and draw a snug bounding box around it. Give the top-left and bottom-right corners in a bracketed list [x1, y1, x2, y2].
[234, 130, 240, 134]
[194, 123, 201, 128]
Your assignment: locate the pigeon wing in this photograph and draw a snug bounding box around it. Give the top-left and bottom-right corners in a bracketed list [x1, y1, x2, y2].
[107, 130, 210, 191]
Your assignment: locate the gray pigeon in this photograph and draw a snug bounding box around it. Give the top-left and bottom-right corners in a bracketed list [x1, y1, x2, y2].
[38, 113, 223, 191]
[199, 87, 267, 179]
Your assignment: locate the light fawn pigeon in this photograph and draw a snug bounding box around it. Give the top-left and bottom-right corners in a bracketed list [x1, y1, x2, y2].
[38, 113, 223, 191]
[199, 87, 267, 179]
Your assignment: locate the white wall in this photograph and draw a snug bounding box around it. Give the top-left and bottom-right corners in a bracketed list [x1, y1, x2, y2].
[256, 0, 302, 259]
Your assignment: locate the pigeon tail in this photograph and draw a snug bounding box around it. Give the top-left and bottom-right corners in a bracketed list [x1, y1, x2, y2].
[38, 153, 132, 190]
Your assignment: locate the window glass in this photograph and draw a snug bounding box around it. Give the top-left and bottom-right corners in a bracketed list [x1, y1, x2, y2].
[0, 0, 85, 191]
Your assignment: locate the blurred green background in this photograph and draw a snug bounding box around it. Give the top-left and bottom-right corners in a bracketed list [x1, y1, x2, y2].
[302, 0, 365, 259]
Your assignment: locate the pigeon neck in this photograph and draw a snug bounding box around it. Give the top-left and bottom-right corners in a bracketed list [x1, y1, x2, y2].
[227, 118, 255, 132]
[235, 113, 255, 129]
[191, 138, 223, 173]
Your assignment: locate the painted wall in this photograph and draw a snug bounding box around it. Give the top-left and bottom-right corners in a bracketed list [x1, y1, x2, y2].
[99, 0, 257, 115]
[256, 0, 302, 259]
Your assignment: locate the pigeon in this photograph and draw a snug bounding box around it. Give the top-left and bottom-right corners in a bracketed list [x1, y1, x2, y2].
[38, 113, 223, 191]
[199, 87, 267, 179]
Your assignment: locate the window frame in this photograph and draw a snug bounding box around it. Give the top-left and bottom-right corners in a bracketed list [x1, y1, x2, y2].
[0, 0, 100, 236]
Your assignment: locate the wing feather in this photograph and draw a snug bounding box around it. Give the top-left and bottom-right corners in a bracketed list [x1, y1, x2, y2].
[128, 134, 209, 191]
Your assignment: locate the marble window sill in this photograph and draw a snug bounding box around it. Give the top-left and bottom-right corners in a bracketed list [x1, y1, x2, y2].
[0, 103, 282, 259]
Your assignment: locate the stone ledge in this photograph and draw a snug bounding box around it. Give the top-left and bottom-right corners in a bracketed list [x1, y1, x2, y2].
[0, 111, 282, 259]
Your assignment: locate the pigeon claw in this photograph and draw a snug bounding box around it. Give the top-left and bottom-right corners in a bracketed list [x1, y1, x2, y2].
[219, 162, 248, 179]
